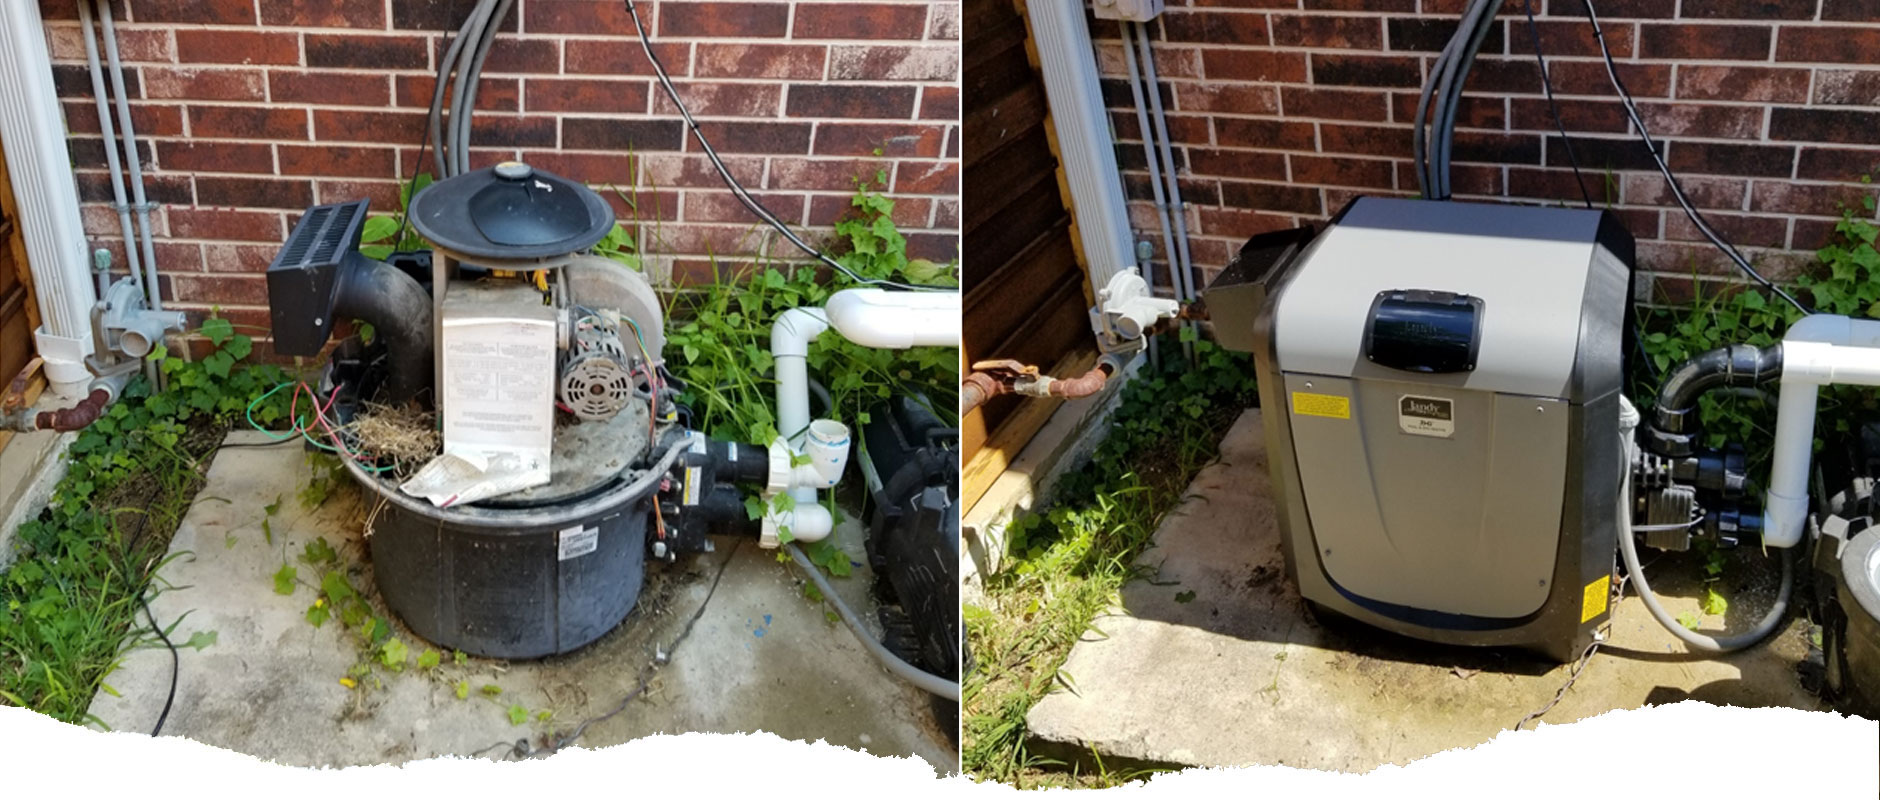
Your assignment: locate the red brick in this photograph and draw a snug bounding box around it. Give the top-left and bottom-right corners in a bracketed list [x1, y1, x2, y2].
[479, 38, 561, 74]
[1664, 212, 1788, 249]
[920, 86, 958, 121]
[1195, 207, 1304, 247]
[75, 172, 192, 205]
[1162, 10, 1271, 46]
[277, 145, 397, 178]
[397, 75, 519, 111]
[1509, 97, 1627, 134]
[787, 84, 915, 120]
[197, 177, 313, 210]
[1301, 0, 1410, 10]
[1819, 0, 1880, 21]
[1279, 87, 1387, 122]
[522, 0, 639, 35]
[1202, 49, 1307, 83]
[1637, 103, 1764, 140]
[1771, 108, 1880, 146]
[518, 151, 644, 186]
[1813, 70, 1880, 107]
[1221, 181, 1321, 215]
[522, 78, 650, 114]
[1507, 168, 1603, 204]
[167, 208, 282, 242]
[190, 105, 309, 140]
[171, 274, 264, 306]
[929, 3, 960, 40]
[142, 67, 264, 101]
[306, 35, 429, 70]
[1270, 15, 1382, 49]
[1640, 23, 1771, 61]
[131, 0, 255, 24]
[565, 39, 691, 76]
[312, 110, 425, 143]
[273, 71, 393, 106]
[465, 115, 556, 149]
[1453, 132, 1542, 166]
[259, 0, 387, 28]
[1551, 61, 1672, 98]
[1525, 19, 1634, 59]
[827, 45, 957, 82]
[201, 243, 279, 274]
[1776, 27, 1880, 64]
[1749, 181, 1871, 217]
[1311, 54, 1421, 88]
[812, 123, 942, 157]
[1290, 155, 1394, 189]
[1394, 92, 1506, 129]
[692, 190, 806, 224]
[1320, 124, 1411, 158]
[46, 25, 174, 63]
[695, 44, 827, 79]
[684, 121, 811, 155]
[793, 4, 926, 40]
[663, 2, 793, 37]
[67, 137, 152, 170]
[1682, 0, 1817, 19]
[1387, 16, 1504, 53]
[314, 179, 400, 208]
[652, 82, 784, 118]
[157, 140, 272, 174]
[1796, 147, 1880, 182]
[1676, 66, 1810, 104]
[1669, 141, 1797, 177]
[641, 154, 765, 188]
[563, 118, 686, 152]
[175, 30, 299, 66]
[1187, 149, 1288, 181]
[895, 160, 957, 195]
[1173, 83, 1279, 115]
[1623, 174, 1747, 210]
[903, 231, 957, 262]
[1215, 118, 1316, 150]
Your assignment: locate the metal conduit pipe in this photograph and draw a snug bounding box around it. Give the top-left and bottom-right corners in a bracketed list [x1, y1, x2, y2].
[74, 1, 142, 301]
[1133, 22, 1196, 307]
[97, 0, 162, 313]
[1119, 22, 1178, 314]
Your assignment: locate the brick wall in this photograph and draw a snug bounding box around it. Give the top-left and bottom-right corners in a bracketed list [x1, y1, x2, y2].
[1094, 0, 1880, 304]
[36, 0, 960, 351]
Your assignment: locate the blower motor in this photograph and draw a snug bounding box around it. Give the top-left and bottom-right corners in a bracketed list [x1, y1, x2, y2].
[1205, 196, 1637, 662]
[264, 161, 704, 659]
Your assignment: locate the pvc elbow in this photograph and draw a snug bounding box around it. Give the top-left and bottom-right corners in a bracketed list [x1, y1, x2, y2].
[760, 502, 832, 549]
[766, 419, 851, 493]
[824, 288, 960, 349]
[771, 307, 830, 359]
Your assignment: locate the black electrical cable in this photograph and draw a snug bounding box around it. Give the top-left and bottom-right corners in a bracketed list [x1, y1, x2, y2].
[137, 593, 178, 737]
[1433, 0, 1502, 200]
[619, 0, 951, 293]
[394, 0, 465, 248]
[1525, 0, 1592, 210]
[1578, 0, 1810, 316]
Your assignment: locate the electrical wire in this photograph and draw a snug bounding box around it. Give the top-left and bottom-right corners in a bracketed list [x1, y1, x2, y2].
[619, 0, 951, 293]
[137, 593, 178, 737]
[1577, 0, 1810, 315]
[1525, 0, 1593, 210]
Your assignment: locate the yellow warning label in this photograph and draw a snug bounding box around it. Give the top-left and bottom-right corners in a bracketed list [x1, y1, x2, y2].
[1292, 391, 1351, 420]
[1581, 575, 1611, 622]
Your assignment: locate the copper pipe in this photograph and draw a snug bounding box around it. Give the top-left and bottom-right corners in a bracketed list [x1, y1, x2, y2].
[961, 355, 1123, 416]
[1047, 361, 1114, 398]
[4, 357, 44, 412]
[32, 389, 112, 432]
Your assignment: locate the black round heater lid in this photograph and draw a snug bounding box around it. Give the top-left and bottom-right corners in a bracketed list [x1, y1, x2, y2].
[408, 162, 615, 260]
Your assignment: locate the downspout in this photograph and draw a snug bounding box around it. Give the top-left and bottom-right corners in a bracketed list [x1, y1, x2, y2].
[0, 1, 98, 395]
[1022, 0, 1138, 300]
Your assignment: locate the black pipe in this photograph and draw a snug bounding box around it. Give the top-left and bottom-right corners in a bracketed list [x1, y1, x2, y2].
[334, 253, 434, 405]
[1645, 343, 1782, 457]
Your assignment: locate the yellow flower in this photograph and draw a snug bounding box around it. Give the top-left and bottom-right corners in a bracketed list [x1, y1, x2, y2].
[339, 677, 356, 689]
[314, 598, 326, 608]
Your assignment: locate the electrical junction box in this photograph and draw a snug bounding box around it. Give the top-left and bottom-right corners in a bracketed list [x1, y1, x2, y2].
[1205, 196, 1636, 662]
[438, 280, 558, 494]
[1092, 0, 1163, 23]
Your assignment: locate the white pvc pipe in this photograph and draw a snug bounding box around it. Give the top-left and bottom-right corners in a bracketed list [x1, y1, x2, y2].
[0, 1, 97, 393]
[772, 306, 831, 455]
[823, 288, 960, 349]
[98, 0, 162, 312]
[1765, 315, 1880, 548]
[1024, 0, 1137, 292]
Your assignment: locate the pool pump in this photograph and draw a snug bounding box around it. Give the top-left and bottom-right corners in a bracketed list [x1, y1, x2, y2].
[1206, 196, 1637, 661]
[261, 162, 893, 660]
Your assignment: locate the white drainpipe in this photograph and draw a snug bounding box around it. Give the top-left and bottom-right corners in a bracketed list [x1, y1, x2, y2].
[0, 2, 98, 394]
[764, 289, 960, 547]
[1024, 0, 1138, 302]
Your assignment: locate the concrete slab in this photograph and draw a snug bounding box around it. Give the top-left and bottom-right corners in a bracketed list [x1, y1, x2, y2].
[88, 431, 955, 771]
[1025, 410, 1824, 773]
[0, 428, 75, 571]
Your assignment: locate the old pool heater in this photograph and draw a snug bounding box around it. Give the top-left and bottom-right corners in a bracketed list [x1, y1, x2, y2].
[263, 162, 960, 699]
[1204, 197, 1880, 709]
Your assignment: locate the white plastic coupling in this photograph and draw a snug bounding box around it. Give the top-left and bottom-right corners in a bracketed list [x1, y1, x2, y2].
[1093, 268, 1179, 344]
[765, 419, 852, 494]
[759, 502, 833, 549]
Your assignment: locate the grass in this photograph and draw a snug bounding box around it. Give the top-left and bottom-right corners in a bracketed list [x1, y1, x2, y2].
[962, 332, 1258, 788]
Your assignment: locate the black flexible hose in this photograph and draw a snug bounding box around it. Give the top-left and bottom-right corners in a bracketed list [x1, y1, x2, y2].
[1648, 344, 1782, 447]
[1434, 0, 1503, 199]
[456, 0, 513, 176]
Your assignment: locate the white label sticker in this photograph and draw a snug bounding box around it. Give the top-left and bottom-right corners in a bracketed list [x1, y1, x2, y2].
[683, 466, 702, 505]
[1398, 394, 1455, 438]
[558, 525, 599, 560]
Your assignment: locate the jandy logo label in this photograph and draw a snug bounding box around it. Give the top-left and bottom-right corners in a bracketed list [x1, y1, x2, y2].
[1398, 395, 1455, 438]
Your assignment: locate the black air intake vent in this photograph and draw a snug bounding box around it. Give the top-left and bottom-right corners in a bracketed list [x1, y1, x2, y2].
[266, 199, 371, 356]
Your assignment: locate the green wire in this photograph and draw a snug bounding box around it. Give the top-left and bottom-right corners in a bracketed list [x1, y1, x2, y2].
[244, 380, 395, 474]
